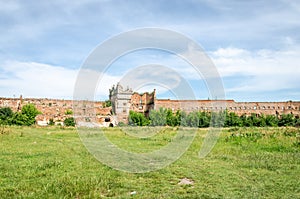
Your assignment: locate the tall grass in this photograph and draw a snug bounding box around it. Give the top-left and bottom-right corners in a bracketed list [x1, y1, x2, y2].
[0, 126, 299, 198]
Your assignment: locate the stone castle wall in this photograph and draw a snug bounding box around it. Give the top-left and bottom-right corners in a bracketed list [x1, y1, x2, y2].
[1, 93, 300, 126]
[155, 99, 300, 117]
[0, 96, 112, 126]
[130, 90, 156, 117]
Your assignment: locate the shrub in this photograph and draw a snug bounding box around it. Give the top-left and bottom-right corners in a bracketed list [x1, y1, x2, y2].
[12, 112, 29, 126]
[129, 111, 149, 126]
[149, 108, 167, 126]
[48, 118, 55, 125]
[64, 117, 76, 127]
[278, 114, 294, 126]
[0, 107, 14, 125]
[103, 100, 112, 108]
[118, 122, 126, 127]
[65, 109, 73, 115]
[11, 104, 40, 126]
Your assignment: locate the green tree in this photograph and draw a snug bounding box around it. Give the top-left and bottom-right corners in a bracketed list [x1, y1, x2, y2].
[11, 104, 40, 126]
[265, 115, 278, 127]
[166, 109, 178, 126]
[149, 108, 167, 126]
[211, 111, 226, 127]
[294, 117, 300, 127]
[199, 112, 210, 127]
[0, 107, 14, 125]
[187, 111, 199, 127]
[21, 104, 41, 125]
[278, 114, 294, 126]
[129, 111, 149, 126]
[176, 110, 187, 126]
[225, 112, 242, 127]
[12, 112, 29, 126]
[240, 114, 248, 127]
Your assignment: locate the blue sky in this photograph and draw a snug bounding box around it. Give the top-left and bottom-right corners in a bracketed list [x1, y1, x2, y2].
[0, 0, 300, 101]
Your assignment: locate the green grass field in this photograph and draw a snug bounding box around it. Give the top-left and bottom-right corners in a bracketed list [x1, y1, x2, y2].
[0, 126, 299, 198]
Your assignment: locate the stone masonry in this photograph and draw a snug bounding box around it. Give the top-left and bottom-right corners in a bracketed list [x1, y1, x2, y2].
[1, 84, 300, 125]
[0, 95, 112, 126]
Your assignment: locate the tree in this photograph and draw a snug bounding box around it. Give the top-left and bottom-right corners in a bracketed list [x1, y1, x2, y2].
[149, 108, 167, 126]
[129, 111, 149, 126]
[21, 104, 41, 125]
[187, 111, 199, 127]
[198, 112, 210, 127]
[294, 117, 300, 127]
[64, 117, 76, 127]
[166, 109, 178, 126]
[225, 112, 242, 127]
[0, 107, 13, 125]
[175, 110, 187, 127]
[265, 115, 278, 127]
[11, 104, 40, 126]
[211, 111, 226, 127]
[12, 112, 29, 126]
[278, 114, 294, 126]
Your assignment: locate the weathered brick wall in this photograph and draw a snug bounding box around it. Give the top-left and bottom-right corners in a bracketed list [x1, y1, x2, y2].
[130, 90, 155, 116]
[0, 97, 111, 124]
[1, 95, 299, 126]
[155, 99, 300, 116]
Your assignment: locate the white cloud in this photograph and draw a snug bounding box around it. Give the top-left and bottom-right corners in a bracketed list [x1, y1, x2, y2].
[0, 61, 77, 98]
[0, 60, 120, 100]
[210, 46, 300, 92]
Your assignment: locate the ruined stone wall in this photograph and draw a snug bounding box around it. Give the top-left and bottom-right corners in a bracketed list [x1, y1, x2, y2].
[1, 95, 299, 126]
[225, 101, 300, 116]
[155, 99, 300, 116]
[0, 97, 112, 125]
[130, 89, 155, 116]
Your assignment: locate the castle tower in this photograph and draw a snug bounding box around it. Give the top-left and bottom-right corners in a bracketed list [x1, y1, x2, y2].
[109, 83, 133, 124]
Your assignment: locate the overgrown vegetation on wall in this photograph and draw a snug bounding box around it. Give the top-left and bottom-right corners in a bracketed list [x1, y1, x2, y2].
[103, 100, 112, 108]
[0, 104, 40, 126]
[0, 105, 77, 127]
[129, 108, 300, 127]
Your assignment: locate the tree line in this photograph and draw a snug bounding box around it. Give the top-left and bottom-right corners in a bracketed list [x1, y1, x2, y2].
[0, 105, 75, 126]
[129, 108, 300, 127]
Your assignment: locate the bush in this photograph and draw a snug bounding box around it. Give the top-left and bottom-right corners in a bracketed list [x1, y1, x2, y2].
[10, 104, 40, 126]
[21, 104, 41, 125]
[64, 117, 76, 127]
[129, 111, 149, 126]
[149, 108, 167, 126]
[103, 100, 112, 108]
[65, 109, 73, 115]
[0, 107, 14, 125]
[48, 118, 55, 126]
[118, 122, 126, 127]
[279, 114, 295, 126]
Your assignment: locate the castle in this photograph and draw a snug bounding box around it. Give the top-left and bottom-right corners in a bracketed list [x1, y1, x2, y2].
[0, 83, 299, 126]
[109, 83, 300, 124]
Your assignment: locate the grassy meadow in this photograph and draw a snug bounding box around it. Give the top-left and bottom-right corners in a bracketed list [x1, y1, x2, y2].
[0, 126, 299, 198]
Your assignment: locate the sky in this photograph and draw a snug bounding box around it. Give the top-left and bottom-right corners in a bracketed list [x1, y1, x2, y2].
[0, 0, 300, 102]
